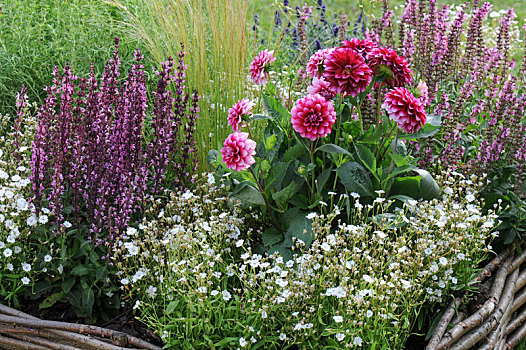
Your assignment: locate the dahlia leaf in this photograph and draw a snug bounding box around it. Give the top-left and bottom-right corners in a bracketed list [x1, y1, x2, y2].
[354, 143, 377, 174]
[316, 143, 352, 157]
[230, 181, 266, 207]
[337, 161, 373, 197]
[272, 181, 297, 209]
[261, 227, 283, 247]
[416, 169, 440, 200]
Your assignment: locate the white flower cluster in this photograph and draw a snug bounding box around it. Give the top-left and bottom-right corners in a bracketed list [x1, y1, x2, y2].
[118, 172, 496, 349]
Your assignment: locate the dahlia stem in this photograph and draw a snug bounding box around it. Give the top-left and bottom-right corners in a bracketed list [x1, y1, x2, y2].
[249, 166, 281, 231]
[356, 98, 365, 134]
[384, 129, 400, 192]
[308, 141, 318, 202]
[376, 123, 397, 162]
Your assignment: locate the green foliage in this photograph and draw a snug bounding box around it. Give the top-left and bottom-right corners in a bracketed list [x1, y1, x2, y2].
[209, 91, 440, 257]
[25, 226, 121, 321]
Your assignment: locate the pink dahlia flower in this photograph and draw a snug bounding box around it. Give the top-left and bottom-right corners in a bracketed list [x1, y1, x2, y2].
[291, 93, 336, 141]
[221, 132, 257, 171]
[307, 77, 336, 101]
[341, 38, 377, 57]
[382, 87, 427, 134]
[228, 99, 255, 131]
[306, 48, 333, 78]
[323, 48, 372, 97]
[367, 47, 412, 88]
[250, 50, 276, 85]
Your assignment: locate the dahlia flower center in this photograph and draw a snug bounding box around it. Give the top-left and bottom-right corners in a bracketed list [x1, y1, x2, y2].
[224, 145, 240, 159]
[306, 112, 323, 126]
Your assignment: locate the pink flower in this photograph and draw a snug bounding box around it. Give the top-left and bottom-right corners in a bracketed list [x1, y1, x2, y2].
[221, 132, 257, 171]
[291, 94, 336, 141]
[307, 77, 336, 101]
[415, 80, 429, 106]
[340, 38, 377, 57]
[306, 48, 334, 78]
[323, 48, 372, 97]
[228, 99, 255, 131]
[382, 87, 426, 134]
[367, 47, 412, 88]
[250, 50, 276, 85]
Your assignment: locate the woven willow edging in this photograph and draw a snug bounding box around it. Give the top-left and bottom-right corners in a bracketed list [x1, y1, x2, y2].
[427, 248, 526, 350]
[0, 303, 163, 350]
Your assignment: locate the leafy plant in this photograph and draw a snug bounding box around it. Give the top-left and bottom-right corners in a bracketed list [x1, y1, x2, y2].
[209, 41, 440, 257]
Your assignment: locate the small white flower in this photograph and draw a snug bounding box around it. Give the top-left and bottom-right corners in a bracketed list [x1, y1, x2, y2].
[353, 336, 363, 346]
[320, 242, 331, 252]
[207, 173, 216, 185]
[121, 278, 129, 285]
[22, 263, 31, 272]
[21, 277, 30, 285]
[439, 257, 448, 266]
[306, 212, 318, 220]
[239, 337, 248, 347]
[44, 255, 52, 262]
[363, 274, 374, 283]
[38, 215, 49, 224]
[335, 333, 345, 341]
[6, 263, 13, 271]
[3, 248, 12, 257]
[466, 193, 475, 202]
[57, 264, 64, 274]
[333, 315, 344, 323]
[261, 309, 268, 319]
[197, 286, 207, 293]
[350, 192, 360, 198]
[26, 215, 37, 227]
[133, 300, 140, 309]
[222, 290, 232, 301]
[211, 290, 219, 296]
[106, 291, 114, 297]
[366, 310, 373, 318]
[63, 221, 72, 228]
[235, 239, 244, 248]
[279, 333, 287, 340]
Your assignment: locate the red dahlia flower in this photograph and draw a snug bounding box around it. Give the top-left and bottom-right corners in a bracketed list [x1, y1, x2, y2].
[221, 132, 257, 171]
[323, 48, 372, 97]
[291, 93, 336, 141]
[250, 50, 276, 85]
[367, 47, 412, 88]
[382, 87, 426, 134]
[228, 99, 255, 131]
[306, 48, 334, 79]
[340, 38, 377, 57]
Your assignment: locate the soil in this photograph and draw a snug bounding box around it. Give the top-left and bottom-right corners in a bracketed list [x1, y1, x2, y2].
[19, 298, 163, 347]
[404, 334, 427, 350]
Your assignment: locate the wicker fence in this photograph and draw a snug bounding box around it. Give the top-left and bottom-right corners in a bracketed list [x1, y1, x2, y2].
[427, 248, 526, 350]
[0, 303, 163, 350]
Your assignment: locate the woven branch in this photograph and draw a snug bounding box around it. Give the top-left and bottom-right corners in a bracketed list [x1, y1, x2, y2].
[0, 303, 162, 350]
[506, 318, 526, 348]
[428, 246, 526, 350]
[425, 250, 512, 350]
[435, 256, 513, 350]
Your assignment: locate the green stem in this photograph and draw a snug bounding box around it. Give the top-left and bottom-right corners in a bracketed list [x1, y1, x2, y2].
[384, 129, 400, 192]
[249, 167, 280, 231]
